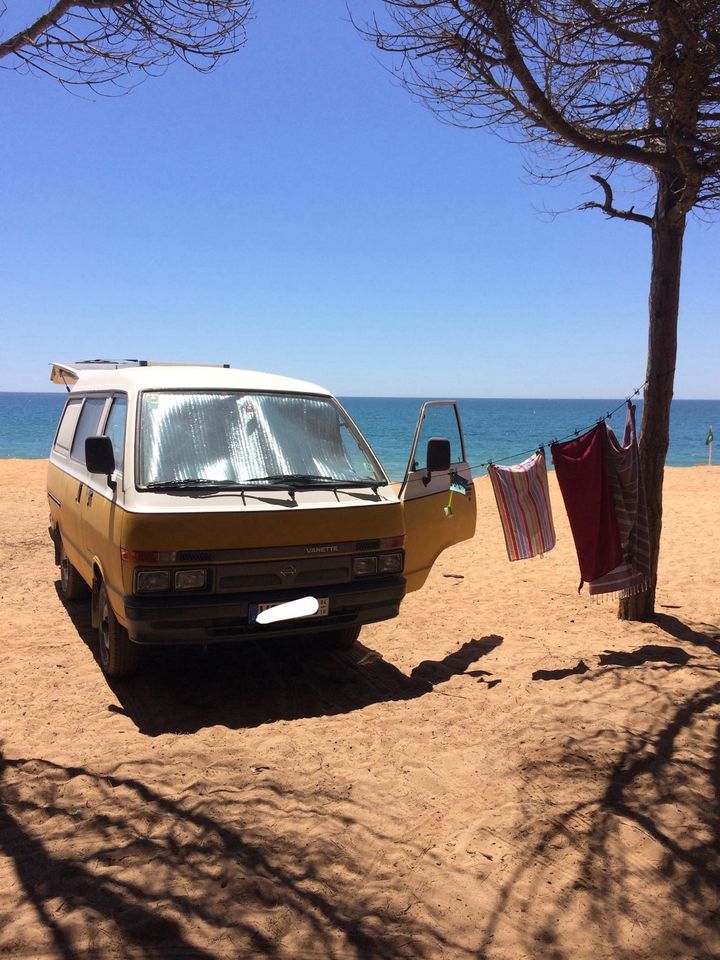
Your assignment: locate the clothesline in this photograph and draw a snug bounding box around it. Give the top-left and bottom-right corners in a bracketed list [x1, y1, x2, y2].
[468, 365, 678, 474]
[387, 367, 675, 483]
[471, 384, 646, 474]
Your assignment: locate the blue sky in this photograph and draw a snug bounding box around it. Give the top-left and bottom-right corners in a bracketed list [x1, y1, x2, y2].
[1, 0, 718, 398]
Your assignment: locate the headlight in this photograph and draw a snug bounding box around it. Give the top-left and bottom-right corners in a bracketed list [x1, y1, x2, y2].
[135, 570, 171, 593]
[174, 569, 207, 591]
[378, 552, 403, 574]
[352, 556, 378, 577]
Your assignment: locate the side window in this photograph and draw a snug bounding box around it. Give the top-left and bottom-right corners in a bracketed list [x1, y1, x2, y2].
[414, 404, 464, 470]
[70, 398, 108, 463]
[54, 398, 83, 454]
[103, 397, 127, 472]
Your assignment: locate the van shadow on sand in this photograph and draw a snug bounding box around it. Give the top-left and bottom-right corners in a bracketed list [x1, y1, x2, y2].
[56, 582, 503, 736]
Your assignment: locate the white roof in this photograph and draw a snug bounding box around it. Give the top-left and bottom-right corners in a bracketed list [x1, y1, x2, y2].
[50, 361, 332, 397]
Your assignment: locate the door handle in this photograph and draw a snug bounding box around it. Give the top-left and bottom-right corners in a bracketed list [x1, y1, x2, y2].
[75, 483, 83, 503]
[86, 489, 94, 506]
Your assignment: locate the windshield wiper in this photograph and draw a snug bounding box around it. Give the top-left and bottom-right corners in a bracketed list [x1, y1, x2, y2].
[240, 474, 388, 490]
[146, 475, 388, 493]
[145, 478, 243, 490]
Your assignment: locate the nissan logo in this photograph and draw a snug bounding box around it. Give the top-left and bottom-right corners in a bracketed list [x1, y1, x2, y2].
[279, 565, 297, 578]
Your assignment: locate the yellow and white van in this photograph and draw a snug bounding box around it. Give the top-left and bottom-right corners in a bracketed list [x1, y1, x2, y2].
[47, 361, 476, 677]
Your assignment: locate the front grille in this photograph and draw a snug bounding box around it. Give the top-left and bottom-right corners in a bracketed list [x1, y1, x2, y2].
[214, 556, 353, 594]
[177, 550, 213, 563]
[218, 573, 282, 590]
[296, 567, 348, 585]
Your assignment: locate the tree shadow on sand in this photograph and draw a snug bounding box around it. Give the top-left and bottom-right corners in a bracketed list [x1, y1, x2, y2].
[0, 748, 481, 960]
[56, 583, 502, 736]
[474, 615, 720, 960]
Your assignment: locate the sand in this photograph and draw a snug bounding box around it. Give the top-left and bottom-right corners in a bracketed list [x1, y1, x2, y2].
[0, 459, 718, 960]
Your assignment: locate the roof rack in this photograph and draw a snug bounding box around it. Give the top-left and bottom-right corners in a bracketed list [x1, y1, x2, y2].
[50, 360, 231, 385]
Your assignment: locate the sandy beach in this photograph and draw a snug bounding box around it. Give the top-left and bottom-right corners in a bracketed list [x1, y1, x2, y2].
[1, 458, 718, 960]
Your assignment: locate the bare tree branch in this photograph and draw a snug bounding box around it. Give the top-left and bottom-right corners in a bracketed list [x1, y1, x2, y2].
[581, 174, 653, 226]
[474, 0, 673, 172]
[359, 0, 720, 193]
[0, 0, 253, 89]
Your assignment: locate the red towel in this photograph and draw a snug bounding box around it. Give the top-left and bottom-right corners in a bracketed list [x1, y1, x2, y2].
[551, 423, 623, 585]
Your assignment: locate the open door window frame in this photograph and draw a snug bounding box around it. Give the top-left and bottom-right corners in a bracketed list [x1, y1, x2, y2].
[399, 400, 468, 498]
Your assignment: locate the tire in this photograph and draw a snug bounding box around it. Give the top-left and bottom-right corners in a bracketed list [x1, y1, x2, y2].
[59, 540, 90, 601]
[323, 625, 361, 651]
[97, 581, 139, 678]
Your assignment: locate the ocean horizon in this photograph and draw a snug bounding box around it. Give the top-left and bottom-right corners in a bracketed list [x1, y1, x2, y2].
[1, 391, 717, 482]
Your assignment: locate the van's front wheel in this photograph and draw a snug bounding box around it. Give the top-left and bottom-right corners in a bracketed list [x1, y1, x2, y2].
[323, 625, 361, 651]
[59, 541, 90, 601]
[97, 582, 139, 678]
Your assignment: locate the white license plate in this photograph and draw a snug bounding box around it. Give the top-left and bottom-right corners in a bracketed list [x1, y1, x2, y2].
[250, 597, 329, 624]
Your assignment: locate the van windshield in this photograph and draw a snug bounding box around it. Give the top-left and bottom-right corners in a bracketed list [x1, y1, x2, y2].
[137, 391, 386, 489]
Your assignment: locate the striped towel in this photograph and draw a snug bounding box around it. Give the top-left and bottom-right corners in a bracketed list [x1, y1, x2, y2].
[588, 404, 651, 597]
[488, 449, 556, 561]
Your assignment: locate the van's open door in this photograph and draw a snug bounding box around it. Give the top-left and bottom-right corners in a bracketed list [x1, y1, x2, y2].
[400, 401, 477, 592]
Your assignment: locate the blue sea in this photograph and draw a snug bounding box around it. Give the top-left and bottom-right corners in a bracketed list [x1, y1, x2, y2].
[1, 392, 717, 483]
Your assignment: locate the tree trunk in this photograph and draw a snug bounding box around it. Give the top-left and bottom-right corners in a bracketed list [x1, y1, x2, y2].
[619, 174, 686, 621]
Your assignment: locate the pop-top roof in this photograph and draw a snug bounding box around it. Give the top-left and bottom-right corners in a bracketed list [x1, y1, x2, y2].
[49, 360, 332, 396]
[49, 359, 232, 385]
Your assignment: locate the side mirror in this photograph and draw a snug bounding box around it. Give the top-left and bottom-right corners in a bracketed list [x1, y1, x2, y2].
[424, 437, 451, 485]
[86, 436, 116, 488]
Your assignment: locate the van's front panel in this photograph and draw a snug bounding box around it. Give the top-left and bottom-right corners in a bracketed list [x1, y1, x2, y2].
[118, 500, 407, 643]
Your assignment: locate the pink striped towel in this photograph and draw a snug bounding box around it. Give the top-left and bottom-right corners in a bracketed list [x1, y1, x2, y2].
[488, 449, 556, 561]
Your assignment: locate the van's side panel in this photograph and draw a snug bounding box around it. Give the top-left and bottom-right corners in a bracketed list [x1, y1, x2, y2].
[82, 485, 126, 618]
[47, 460, 93, 586]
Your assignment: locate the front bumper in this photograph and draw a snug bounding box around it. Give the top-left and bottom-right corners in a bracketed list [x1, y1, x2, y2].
[122, 576, 406, 645]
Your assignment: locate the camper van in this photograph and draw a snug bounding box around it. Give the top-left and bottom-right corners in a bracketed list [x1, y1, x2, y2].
[47, 361, 476, 677]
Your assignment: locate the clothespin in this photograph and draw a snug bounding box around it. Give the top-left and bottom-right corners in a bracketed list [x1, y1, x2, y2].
[449, 472, 471, 493]
[445, 471, 471, 517]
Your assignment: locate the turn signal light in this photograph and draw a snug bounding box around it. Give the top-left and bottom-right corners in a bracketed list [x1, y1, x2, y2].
[379, 535, 406, 550]
[122, 548, 174, 563]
